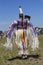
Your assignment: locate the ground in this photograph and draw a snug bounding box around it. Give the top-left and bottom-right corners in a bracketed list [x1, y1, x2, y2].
[0, 34, 43, 65]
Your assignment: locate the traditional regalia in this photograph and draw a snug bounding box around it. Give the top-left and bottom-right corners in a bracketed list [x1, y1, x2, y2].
[3, 6, 39, 58]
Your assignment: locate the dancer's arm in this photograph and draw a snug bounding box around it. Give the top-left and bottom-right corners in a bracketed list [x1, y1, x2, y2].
[7, 20, 17, 38]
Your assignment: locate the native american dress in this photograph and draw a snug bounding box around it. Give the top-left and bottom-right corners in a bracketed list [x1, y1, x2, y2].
[3, 19, 39, 55]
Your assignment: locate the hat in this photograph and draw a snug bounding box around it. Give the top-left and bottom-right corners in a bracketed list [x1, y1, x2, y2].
[25, 15, 31, 20]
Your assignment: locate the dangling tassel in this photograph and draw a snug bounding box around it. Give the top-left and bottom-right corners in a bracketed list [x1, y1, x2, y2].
[3, 37, 13, 50]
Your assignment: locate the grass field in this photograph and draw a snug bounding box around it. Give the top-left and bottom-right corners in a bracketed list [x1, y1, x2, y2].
[0, 34, 43, 65]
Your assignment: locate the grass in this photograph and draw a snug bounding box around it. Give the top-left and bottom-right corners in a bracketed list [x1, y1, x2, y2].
[0, 34, 43, 65]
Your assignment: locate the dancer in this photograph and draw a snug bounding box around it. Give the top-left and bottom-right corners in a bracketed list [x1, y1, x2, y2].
[3, 6, 39, 58]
